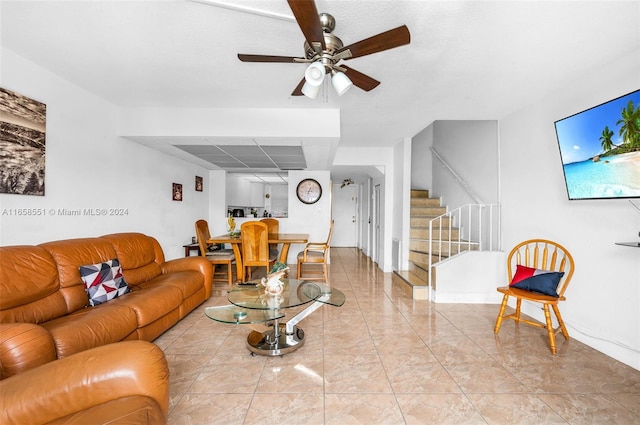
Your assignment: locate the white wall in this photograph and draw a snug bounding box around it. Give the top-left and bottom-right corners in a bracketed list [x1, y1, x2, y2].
[499, 55, 640, 369]
[285, 170, 332, 264]
[432, 120, 499, 207]
[393, 138, 412, 271]
[0, 49, 209, 259]
[411, 123, 434, 191]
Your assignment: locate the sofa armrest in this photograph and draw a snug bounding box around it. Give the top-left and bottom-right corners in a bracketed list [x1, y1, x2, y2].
[161, 256, 213, 299]
[0, 340, 169, 425]
[0, 323, 57, 380]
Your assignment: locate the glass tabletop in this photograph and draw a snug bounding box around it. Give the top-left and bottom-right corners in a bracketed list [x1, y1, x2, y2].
[300, 282, 346, 307]
[204, 305, 284, 325]
[227, 278, 322, 310]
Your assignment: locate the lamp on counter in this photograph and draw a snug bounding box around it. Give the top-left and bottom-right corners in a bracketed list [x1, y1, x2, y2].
[301, 62, 353, 99]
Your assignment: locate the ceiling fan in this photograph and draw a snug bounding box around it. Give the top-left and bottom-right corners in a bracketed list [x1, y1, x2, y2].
[237, 0, 411, 98]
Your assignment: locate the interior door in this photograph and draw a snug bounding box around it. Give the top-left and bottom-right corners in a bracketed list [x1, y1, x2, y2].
[331, 184, 357, 247]
[374, 184, 381, 264]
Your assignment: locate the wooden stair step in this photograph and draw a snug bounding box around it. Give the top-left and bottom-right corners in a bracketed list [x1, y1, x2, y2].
[410, 227, 460, 240]
[410, 197, 441, 207]
[410, 189, 429, 198]
[410, 206, 447, 217]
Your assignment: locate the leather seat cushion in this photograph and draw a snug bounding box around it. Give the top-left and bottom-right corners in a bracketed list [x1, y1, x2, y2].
[145, 271, 204, 300]
[41, 303, 138, 358]
[111, 284, 183, 327]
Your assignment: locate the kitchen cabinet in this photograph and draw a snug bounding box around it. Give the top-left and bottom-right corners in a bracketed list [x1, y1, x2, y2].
[227, 177, 264, 207]
[249, 182, 264, 207]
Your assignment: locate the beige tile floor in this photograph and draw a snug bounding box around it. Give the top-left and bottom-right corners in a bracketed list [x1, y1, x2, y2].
[155, 248, 640, 425]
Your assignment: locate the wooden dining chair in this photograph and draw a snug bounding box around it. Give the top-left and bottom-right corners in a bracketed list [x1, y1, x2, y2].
[240, 221, 277, 281]
[296, 220, 334, 283]
[494, 239, 575, 354]
[260, 218, 280, 259]
[194, 219, 236, 287]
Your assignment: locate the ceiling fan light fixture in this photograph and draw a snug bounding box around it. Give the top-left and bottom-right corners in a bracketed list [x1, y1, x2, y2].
[304, 62, 326, 86]
[331, 71, 353, 96]
[301, 81, 321, 99]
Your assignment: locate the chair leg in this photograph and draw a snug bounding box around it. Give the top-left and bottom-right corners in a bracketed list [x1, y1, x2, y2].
[227, 260, 233, 288]
[494, 294, 509, 333]
[297, 260, 302, 279]
[543, 304, 557, 354]
[322, 262, 328, 283]
[514, 299, 522, 324]
[552, 305, 569, 340]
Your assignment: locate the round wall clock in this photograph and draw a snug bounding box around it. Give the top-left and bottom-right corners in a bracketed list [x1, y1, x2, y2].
[296, 178, 322, 204]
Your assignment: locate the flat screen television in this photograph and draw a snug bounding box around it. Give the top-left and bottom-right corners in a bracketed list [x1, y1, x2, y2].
[554, 89, 640, 200]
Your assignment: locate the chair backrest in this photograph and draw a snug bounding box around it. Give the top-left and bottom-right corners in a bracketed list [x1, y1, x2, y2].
[260, 218, 279, 235]
[326, 220, 335, 246]
[194, 219, 211, 257]
[240, 221, 271, 267]
[507, 239, 575, 297]
[260, 218, 279, 250]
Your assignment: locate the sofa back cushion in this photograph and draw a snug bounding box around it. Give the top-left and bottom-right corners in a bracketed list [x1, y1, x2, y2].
[0, 246, 68, 324]
[99, 233, 164, 286]
[40, 238, 119, 312]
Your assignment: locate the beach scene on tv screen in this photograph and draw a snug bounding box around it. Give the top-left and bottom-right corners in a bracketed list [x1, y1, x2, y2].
[555, 89, 640, 200]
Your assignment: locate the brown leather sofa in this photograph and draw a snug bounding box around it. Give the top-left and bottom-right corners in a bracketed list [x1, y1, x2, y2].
[0, 232, 214, 424]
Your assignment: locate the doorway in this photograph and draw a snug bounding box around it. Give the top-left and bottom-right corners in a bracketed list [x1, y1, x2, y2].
[331, 184, 357, 247]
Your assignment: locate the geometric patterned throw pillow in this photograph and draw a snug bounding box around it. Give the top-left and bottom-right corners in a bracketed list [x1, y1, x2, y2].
[79, 259, 131, 306]
[509, 264, 564, 298]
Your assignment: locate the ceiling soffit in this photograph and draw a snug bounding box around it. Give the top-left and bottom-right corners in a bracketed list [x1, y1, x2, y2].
[175, 144, 306, 170]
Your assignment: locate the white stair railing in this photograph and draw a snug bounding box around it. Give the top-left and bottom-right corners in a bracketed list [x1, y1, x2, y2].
[427, 204, 501, 301]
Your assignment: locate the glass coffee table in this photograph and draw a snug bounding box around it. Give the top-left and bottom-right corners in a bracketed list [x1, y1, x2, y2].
[205, 278, 345, 356]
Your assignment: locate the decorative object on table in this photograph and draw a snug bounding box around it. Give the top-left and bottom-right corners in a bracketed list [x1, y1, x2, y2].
[195, 176, 203, 192]
[296, 178, 322, 204]
[260, 266, 290, 296]
[250, 208, 257, 217]
[172, 183, 182, 201]
[227, 215, 236, 232]
[270, 262, 288, 276]
[0, 88, 46, 196]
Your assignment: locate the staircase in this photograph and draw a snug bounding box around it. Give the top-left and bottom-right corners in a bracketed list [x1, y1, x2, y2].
[393, 189, 478, 300]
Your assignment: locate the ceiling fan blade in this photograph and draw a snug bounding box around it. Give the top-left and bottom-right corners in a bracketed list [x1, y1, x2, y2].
[336, 25, 410, 60]
[341, 66, 380, 92]
[287, 0, 326, 52]
[291, 78, 305, 96]
[238, 54, 303, 63]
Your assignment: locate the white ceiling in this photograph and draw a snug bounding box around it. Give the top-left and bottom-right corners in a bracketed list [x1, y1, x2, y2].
[2, 0, 639, 184]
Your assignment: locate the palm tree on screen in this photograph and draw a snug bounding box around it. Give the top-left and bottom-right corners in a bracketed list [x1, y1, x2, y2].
[599, 126, 614, 152]
[616, 100, 640, 147]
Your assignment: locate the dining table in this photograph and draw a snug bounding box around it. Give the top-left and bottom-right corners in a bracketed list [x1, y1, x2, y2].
[207, 232, 309, 282]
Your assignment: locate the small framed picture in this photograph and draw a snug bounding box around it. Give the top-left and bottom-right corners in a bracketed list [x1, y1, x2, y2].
[172, 183, 182, 201]
[195, 176, 203, 192]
